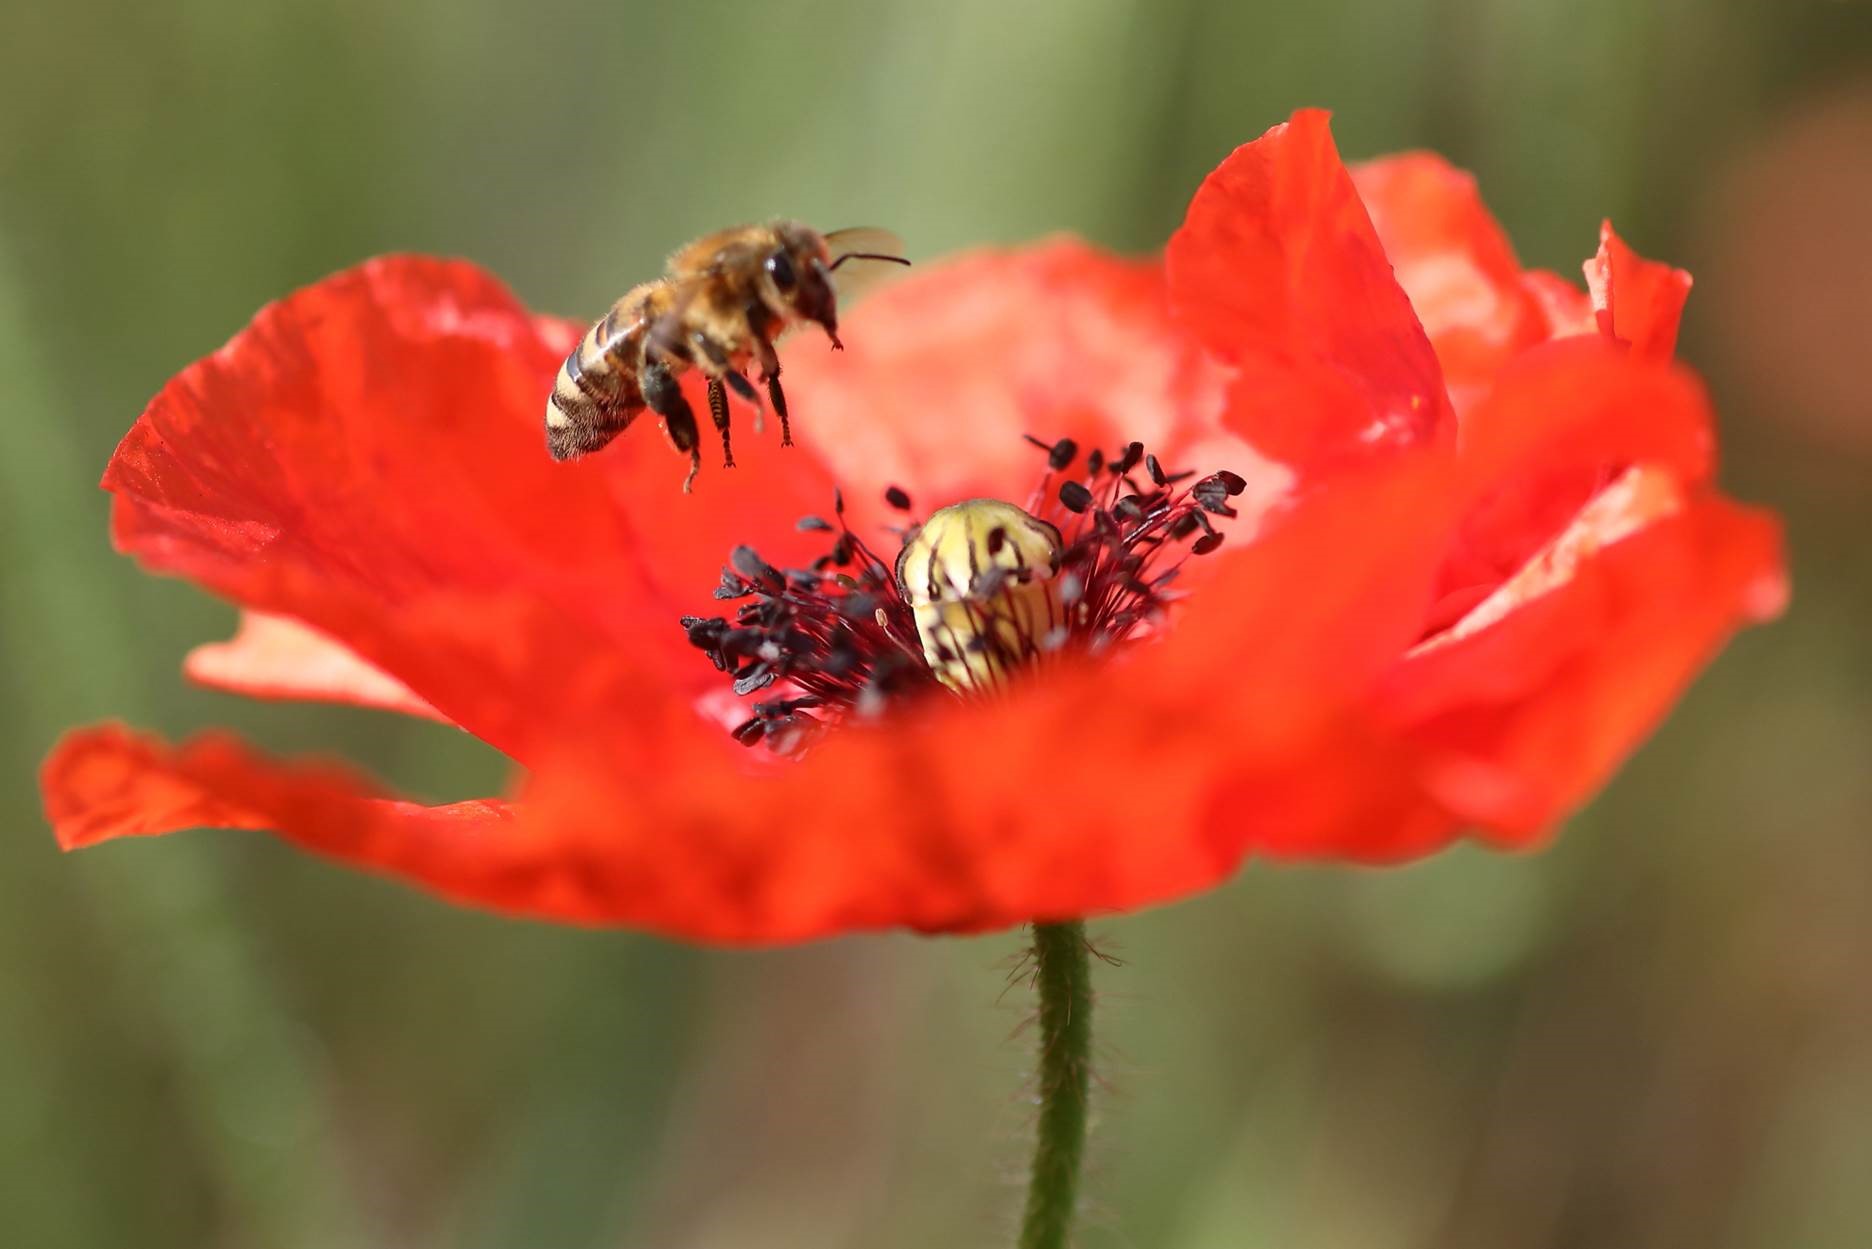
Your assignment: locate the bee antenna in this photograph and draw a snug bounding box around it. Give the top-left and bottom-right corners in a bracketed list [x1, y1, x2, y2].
[827, 252, 912, 272]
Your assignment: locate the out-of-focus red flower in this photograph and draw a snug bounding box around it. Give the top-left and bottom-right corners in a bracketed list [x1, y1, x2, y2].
[40, 109, 1784, 942]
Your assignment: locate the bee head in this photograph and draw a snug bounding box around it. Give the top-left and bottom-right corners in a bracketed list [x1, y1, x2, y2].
[763, 223, 840, 342]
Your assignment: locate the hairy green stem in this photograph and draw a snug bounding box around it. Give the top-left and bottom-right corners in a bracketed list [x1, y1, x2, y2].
[1018, 920, 1093, 1249]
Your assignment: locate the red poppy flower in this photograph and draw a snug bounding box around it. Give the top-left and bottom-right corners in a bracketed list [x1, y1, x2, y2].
[40, 109, 1784, 942]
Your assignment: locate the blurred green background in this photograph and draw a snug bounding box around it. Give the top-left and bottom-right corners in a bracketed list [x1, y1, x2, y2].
[4, 2, 1869, 1246]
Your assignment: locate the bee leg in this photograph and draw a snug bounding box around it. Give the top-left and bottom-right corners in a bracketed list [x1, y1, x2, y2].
[690, 332, 762, 411]
[643, 360, 703, 492]
[768, 373, 793, 447]
[725, 371, 765, 437]
[689, 331, 729, 369]
[706, 376, 735, 469]
[753, 336, 793, 447]
[673, 425, 703, 494]
[724, 370, 760, 405]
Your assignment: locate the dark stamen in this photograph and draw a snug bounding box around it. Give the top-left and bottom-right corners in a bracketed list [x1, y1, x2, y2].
[730, 545, 786, 593]
[681, 503, 940, 756]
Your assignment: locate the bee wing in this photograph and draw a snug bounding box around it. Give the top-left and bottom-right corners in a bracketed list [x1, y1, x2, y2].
[824, 226, 906, 258]
[822, 227, 911, 303]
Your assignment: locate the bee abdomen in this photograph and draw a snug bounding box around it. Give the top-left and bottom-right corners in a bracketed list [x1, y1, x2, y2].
[545, 332, 643, 461]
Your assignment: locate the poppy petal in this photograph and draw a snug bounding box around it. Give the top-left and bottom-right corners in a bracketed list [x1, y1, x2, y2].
[1584, 221, 1693, 359]
[1386, 481, 1785, 837]
[101, 256, 818, 758]
[42, 724, 516, 886]
[1521, 269, 1597, 340]
[782, 240, 1278, 531]
[1167, 109, 1454, 471]
[184, 611, 449, 723]
[1351, 153, 1546, 406]
[1426, 336, 1716, 630]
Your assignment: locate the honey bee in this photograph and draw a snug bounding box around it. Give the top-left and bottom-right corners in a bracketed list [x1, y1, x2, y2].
[545, 222, 908, 491]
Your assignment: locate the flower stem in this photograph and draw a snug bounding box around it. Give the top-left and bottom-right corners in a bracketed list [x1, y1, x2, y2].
[1018, 920, 1093, 1249]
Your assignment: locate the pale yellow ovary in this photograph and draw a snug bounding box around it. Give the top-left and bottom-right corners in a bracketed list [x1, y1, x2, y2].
[895, 499, 1065, 693]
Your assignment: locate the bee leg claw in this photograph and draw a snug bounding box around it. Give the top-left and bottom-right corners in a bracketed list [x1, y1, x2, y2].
[706, 377, 736, 469]
[682, 450, 700, 494]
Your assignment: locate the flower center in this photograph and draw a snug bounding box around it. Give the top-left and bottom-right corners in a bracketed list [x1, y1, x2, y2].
[895, 498, 1064, 693]
[680, 436, 1246, 755]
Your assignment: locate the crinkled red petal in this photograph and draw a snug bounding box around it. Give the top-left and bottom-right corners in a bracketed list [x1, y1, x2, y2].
[103, 256, 832, 760]
[185, 611, 449, 723]
[1194, 339, 1753, 861]
[42, 725, 520, 896]
[1426, 336, 1716, 632]
[1386, 485, 1785, 837]
[1351, 153, 1546, 408]
[1521, 269, 1597, 340]
[1584, 221, 1693, 360]
[1167, 109, 1454, 472]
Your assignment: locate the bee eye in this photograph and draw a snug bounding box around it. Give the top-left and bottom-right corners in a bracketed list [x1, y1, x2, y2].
[765, 251, 797, 291]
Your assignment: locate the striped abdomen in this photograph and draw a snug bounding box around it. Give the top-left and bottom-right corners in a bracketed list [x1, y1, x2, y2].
[544, 296, 650, 461]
